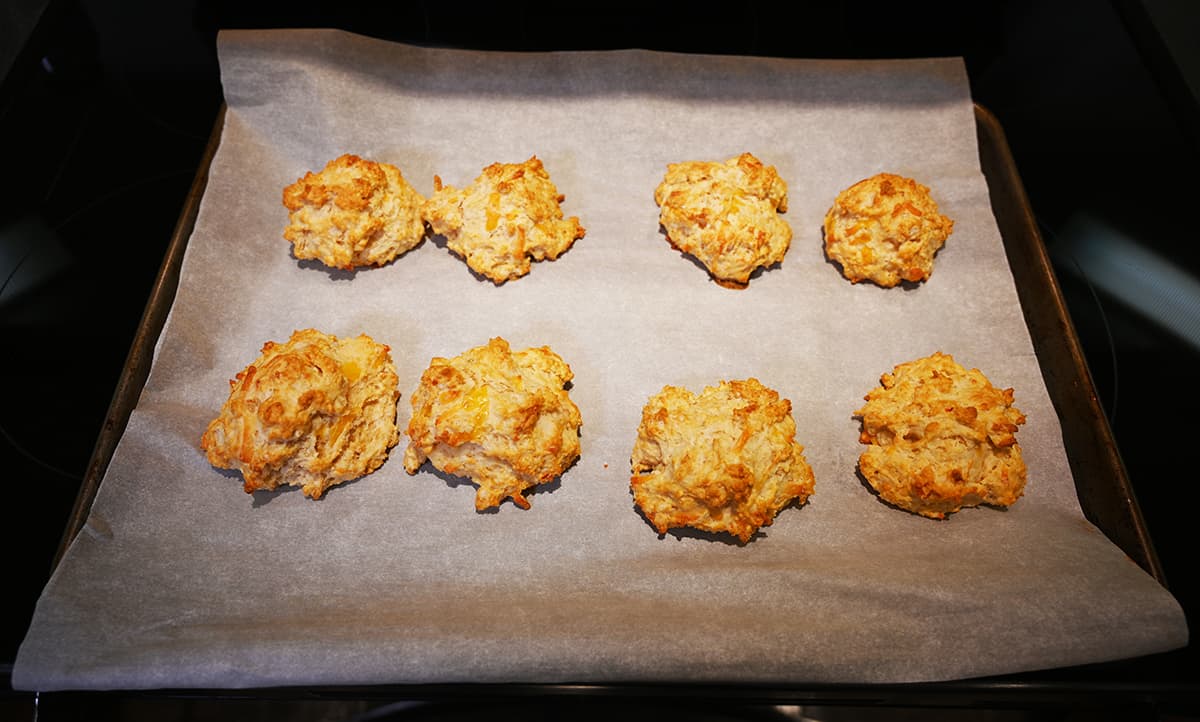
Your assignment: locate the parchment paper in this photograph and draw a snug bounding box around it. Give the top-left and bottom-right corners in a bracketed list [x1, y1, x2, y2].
[14, 29, 1187, 690]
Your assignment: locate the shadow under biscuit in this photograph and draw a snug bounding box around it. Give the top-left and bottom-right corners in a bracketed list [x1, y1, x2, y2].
[853, 462, 936, 518]
[249, 485, 290, 508]
[853, 463, 1011, 519]
[421, 458, 572, 513]
[291, 238, 426, 280]
[658, 225, 779, 289]
[854, 463, 907, 516]
[671, 526, 766, 545]
[540, 452, 579, 493]
[240, 472, 367, 508]
[211, 466, 243, 483]
[819, 225, 933, 291]
[294, 255, 359, 281]
[424, 464, 475, 492]
[426, 232, 516, 287]
[527, 476, 563, 503]
[628, 486, 769, 546]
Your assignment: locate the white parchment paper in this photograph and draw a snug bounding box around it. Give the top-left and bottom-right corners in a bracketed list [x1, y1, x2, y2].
[14, 29, 1187, 690]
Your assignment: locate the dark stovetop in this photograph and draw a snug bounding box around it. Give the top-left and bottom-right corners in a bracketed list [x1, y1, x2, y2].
[2, 1, 1198, 718]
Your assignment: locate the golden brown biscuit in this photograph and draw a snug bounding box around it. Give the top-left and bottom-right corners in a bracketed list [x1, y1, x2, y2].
[823, 172, 954, 287]
[200, 328, 401, 499]
[403, 337, 582, 510]
[630, 378, 815, 542]
[282, 154, 426, 270]
[855, 352, 1027, 519]
[654, 152, 792, 288]
[422, 157, 585, 284]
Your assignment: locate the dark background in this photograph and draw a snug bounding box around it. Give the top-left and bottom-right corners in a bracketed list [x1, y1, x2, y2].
[2, 1, 1198, 719]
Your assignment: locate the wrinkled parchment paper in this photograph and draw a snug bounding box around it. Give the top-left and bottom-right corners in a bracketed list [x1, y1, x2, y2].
[14, 29, 1186, 690]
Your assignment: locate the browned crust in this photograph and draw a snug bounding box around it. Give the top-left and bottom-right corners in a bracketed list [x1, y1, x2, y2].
[654, 153, 792, 287]
[422, 157, 585, 284]
[854, 352, 1027, 518]
[823, 172, 954, 287]
[200, 328, 401, 499]
[402, 337, 582, 510]
[630, 378, 815, 542]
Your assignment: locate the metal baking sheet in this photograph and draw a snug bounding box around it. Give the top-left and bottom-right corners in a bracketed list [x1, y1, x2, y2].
[13, 29, 1186, 692]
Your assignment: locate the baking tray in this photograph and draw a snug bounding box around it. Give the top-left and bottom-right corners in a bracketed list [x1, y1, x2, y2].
[41, 102, 1174, 700]
[55, 103, 1162, 582]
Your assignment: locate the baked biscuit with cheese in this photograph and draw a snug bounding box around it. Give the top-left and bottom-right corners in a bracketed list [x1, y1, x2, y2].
[823, 172, 954, 287]
[403, 337, 582, 510]
[654, 152, 792, 288]
[855, 352, 1026, 519]
[422, 157, 585, 283]
[201, 328, 401, 499]
[282, 154, 426, 270]
[630, 378, 815, 542]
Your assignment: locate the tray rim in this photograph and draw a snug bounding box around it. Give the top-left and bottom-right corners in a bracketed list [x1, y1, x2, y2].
[972, 103, 1163, 583]
[51, 104, 227, 569]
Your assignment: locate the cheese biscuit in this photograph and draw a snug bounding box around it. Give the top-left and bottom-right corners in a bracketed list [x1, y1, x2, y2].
[201, 329, 401, 499]
[423, 157, 585, 283]
[855, 352, 1027, 518]
[630, 378, 815, 542]
[654, 153, 792, 288]
[824, 172, 953, 287]
[283, 154, 426, 270]
[403, 337, 582, 510]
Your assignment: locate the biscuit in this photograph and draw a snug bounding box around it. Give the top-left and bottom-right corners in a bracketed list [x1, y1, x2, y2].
[823, 172, 954, 287]
[654, 152, 791, 288]
[855, 352, 1026, 519]
[282, 154, 426, 270]
[630, 378, 815, 542]
[200, 328, 401, 499]
[422, 156, 585, 283]
[403, 337, 582, 510]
